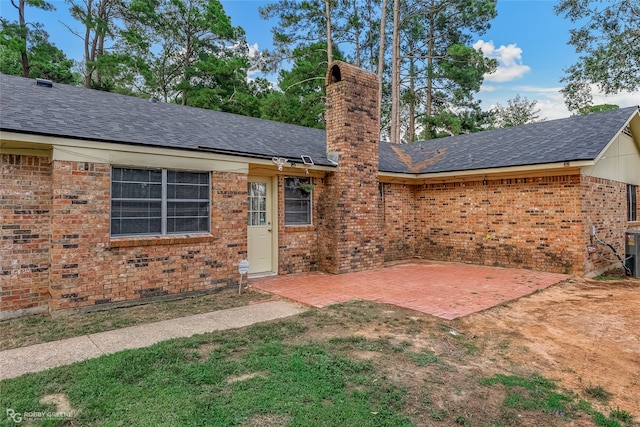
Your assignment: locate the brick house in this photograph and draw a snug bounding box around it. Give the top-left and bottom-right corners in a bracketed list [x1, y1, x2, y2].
[1, 63, 639, 318]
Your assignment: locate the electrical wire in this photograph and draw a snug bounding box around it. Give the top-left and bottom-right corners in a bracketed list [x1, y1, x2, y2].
[595, 251, 632, 264]
[592, 232, 632, 276]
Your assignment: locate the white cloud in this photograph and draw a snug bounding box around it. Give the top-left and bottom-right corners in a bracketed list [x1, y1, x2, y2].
[486, 84, 640, 120]
[479, 84, 496, 92]
[513, 85, 564, 94]
[247, 42, 264, 77]
[591, 89, 640, 108]
[528, 84, 639, 119]
[503, 85, 569, 119]
[474, 39, 531, 83]
[480, 85, 567, 120]
[526, 88, 570, 119]
[536, 96, 570, 121]
[248, 43, 259, 58]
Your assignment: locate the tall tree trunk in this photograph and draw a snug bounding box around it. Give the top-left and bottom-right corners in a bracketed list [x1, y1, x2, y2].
[366, 0, 374, 71]
[377, 0, 387, 125]
[75, 0, 112, 88]
[83, 0, 94, 87]
[408, 55, 415, 142]
[182, 33, 192, 106]
[11, 0, 30, 77]
[390, 0, 400, 143]
[425, 0, 435, 122]
[353, 0, 361, 67]
[325, 0, 333, 66]
[94, 0, 109, 88]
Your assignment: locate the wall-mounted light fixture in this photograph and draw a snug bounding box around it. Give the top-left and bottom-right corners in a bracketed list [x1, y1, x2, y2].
[272, 157, 287, 171]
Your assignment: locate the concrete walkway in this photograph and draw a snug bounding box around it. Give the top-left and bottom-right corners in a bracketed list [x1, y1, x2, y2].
[0, 300, 306, 380]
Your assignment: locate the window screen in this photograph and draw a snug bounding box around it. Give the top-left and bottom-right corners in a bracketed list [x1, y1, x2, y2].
[111, 168, 210, 236]
[284, 177, 312, 225]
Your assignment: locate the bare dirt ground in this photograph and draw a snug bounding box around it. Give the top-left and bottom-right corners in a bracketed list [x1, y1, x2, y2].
[459, 276, 640, 418]
[283, 274, 640, 425]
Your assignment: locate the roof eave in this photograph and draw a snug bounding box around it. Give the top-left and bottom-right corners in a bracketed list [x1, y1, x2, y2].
[592, 107, 640, 163]
[380, 160, 594, 183]
[0, 129, 337, 172]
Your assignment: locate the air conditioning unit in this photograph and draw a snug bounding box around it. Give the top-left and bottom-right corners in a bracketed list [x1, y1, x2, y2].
[625, 230, 640, 278]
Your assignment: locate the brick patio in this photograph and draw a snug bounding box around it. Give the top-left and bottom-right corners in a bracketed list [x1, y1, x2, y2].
[251, 261, 570, 320]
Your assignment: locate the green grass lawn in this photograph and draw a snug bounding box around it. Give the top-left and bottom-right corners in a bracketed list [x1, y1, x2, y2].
[1, 319, 410, 426]
[1, 301, 636, 427]
[0, 288, 271, 350]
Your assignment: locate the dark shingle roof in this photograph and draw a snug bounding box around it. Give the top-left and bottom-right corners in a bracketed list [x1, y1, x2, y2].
[380, 106, 638, 174]
[1, 74, 637, 174]
[0, 74, 330, 165]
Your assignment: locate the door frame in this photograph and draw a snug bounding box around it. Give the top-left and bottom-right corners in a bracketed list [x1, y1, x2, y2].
[247, 175, 278, 275]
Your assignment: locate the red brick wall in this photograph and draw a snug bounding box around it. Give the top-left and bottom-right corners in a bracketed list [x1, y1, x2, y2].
[382, 183, 417, 261]
[317, 171, 339, 270]
[1, 154, 51, 316]
[580, 176, 629, 275]
[380, 174, 635, 275]
[318, 61, 384, 273]
[49, 161, 111, 310]
[278, 175, 322, 274]
[4, 153, 633, 316]
[413, 175, 585, 274]
[48, 161, 247, 311]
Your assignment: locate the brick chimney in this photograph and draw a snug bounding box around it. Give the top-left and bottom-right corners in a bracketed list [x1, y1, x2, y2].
[317, 61, 384, 274]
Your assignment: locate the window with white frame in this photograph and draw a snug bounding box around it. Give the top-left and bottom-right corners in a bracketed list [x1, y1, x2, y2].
[111, 168, 210, 237]
[284, 177, 312, 225]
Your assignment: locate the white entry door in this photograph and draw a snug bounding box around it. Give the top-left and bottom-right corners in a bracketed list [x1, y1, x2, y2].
[247, 177, 274, 274]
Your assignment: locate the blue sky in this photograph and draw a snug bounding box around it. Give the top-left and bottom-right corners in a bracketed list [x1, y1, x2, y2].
[1, 0, 638, 119]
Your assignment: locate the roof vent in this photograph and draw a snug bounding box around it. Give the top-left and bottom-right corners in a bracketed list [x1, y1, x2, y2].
[149, 97, 158, 103]
[35, 78, 53, 88]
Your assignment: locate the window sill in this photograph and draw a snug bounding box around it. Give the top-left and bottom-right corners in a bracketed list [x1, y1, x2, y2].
[284, 225, 315, 232]
[110, 234, 214, 248]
